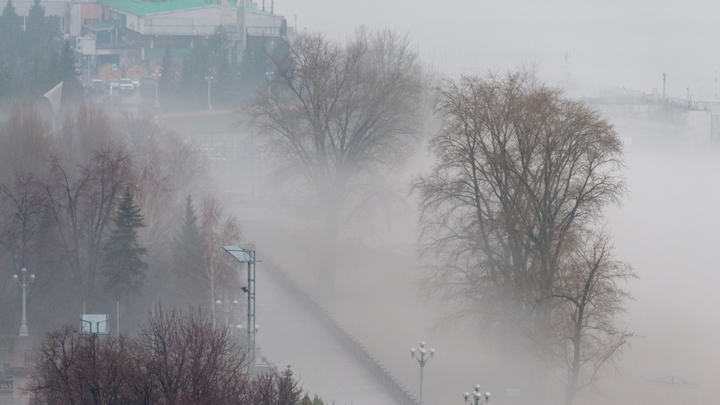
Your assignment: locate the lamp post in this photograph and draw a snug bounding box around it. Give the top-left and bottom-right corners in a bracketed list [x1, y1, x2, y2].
[154, 72, 161, 108]
[463, 385, 490, 405]
[410, 341, 434, 405]
[222, 246, 258, 368]
[13, 268, 35, 337]
[215, 299, 239, 328]
[205, 76, 213, 110]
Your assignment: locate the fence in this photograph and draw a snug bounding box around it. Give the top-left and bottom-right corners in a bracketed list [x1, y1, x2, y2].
[263, 260, 419, 405]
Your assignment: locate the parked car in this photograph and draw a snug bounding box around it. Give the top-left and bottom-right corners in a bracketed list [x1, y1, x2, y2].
[109, 79, 120, 92]
[120, 78, 134, 94]
[131, 78, 140, 88]
[91, 79, 105, 95]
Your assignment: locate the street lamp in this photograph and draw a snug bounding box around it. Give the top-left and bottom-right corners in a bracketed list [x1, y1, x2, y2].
[410, 341, 435, 405]
[463, 384, 490, 405]
[222, 246, 258, 367]
[154, 72, 161, 108]
[12, 268, 35, 337]
[205, 76, 214, 110]
[216, 299, 240, 328]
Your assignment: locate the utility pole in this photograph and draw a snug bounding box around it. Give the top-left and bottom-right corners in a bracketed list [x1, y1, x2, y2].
[205, 76, 213, 110]
[663, 72, 667, 100]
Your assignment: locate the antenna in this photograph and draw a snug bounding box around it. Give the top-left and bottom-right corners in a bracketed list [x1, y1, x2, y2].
[564, 51, 571, 87]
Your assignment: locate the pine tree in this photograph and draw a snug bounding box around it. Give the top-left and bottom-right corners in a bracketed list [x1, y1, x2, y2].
[0, 0, 20, 32]
[59, 39, 82, 102]
[159, 42, 175, 103]
[172, 195, 206, 306]
[102, 188, 148, 300]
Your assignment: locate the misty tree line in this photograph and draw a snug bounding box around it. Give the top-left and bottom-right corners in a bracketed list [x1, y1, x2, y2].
[161, 29, 280, 110]
[248, 29, 636, 405]
[0, 0, 82, 102]
[0, 101, 244, 336]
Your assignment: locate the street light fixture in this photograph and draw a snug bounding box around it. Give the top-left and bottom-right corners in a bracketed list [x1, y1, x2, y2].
[411, 341, 434, 405]
[222, 246, 258, 368]
[154, 72, 161, 108]
[13, 268, 35, 337]
[216, 299, 240, 328]
[463, 384, 490, 405]
[205, 76, 214, 110]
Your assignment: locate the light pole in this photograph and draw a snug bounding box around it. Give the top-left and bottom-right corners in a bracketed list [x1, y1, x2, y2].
[222, 246, 258, 368]
[154, 72, 161, 108]
[205, 75, 213, 110]
[411, 341, 434, 405]
[13, 268, 35, 337]
[215, 299, 239, 328]
[463, 384, 490, 405]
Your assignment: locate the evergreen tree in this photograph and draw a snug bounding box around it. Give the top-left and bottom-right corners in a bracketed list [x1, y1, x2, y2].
[26, 0, 57, 95]
[179, 26, 237, 108]
[238, 37, 271, 100]
[27, 0, 45, 33]
[0, 0, 20, 32]
[159, 41, 175, 104]
[59, 39, 82, 102]
[102, 188, 148, 301]
[172, 195, 206, 305]
[0, 0, 20, 97]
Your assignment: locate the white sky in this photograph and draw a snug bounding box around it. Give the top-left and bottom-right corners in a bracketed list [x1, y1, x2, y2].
[275, 0, 720, 100]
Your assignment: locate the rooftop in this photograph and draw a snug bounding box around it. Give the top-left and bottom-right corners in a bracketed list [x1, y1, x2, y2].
[100, 0, 282, 17]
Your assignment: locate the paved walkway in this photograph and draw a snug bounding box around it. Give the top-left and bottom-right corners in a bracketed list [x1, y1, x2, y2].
[256, 268, 400, 405]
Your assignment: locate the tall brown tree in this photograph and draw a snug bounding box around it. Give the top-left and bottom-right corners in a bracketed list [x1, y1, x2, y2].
[414, 70, 631, 403]
[246, 27, 429, 293]
[415, 70, 626, 323]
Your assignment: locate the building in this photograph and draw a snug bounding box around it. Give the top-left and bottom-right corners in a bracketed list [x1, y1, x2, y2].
[11, 0, 289, 77]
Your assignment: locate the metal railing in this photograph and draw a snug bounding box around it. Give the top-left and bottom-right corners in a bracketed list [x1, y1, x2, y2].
[263, 259, 419, 405]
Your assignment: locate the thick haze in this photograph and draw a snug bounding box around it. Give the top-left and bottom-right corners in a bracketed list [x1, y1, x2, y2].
[267, 1, 720, 403]
[282, 0, 720, 99]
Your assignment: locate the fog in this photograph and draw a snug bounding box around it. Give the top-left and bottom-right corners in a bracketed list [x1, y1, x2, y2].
[2, 0, 720, 404]
[284, 0, 720, 98]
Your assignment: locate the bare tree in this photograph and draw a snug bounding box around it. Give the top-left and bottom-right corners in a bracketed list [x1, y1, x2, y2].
[246, 27, 428, 293]
[549, 231, 636, 405]
[414, 70, 626, 324]
[0, 173, 47, 272]
[198, 195, 241, 323]
[43, 144, 132, 303]
[28, 307, 305, 405]
[414, 70, 631, 403]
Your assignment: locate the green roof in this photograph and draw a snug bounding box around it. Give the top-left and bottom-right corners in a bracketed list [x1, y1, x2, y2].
[101, 0, 217, 16]
[100, 0, 282, 17]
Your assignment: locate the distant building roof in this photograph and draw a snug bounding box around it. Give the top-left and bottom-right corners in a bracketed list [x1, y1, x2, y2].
[100, 0, 282, 17]
[101, 0, 218, 16]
